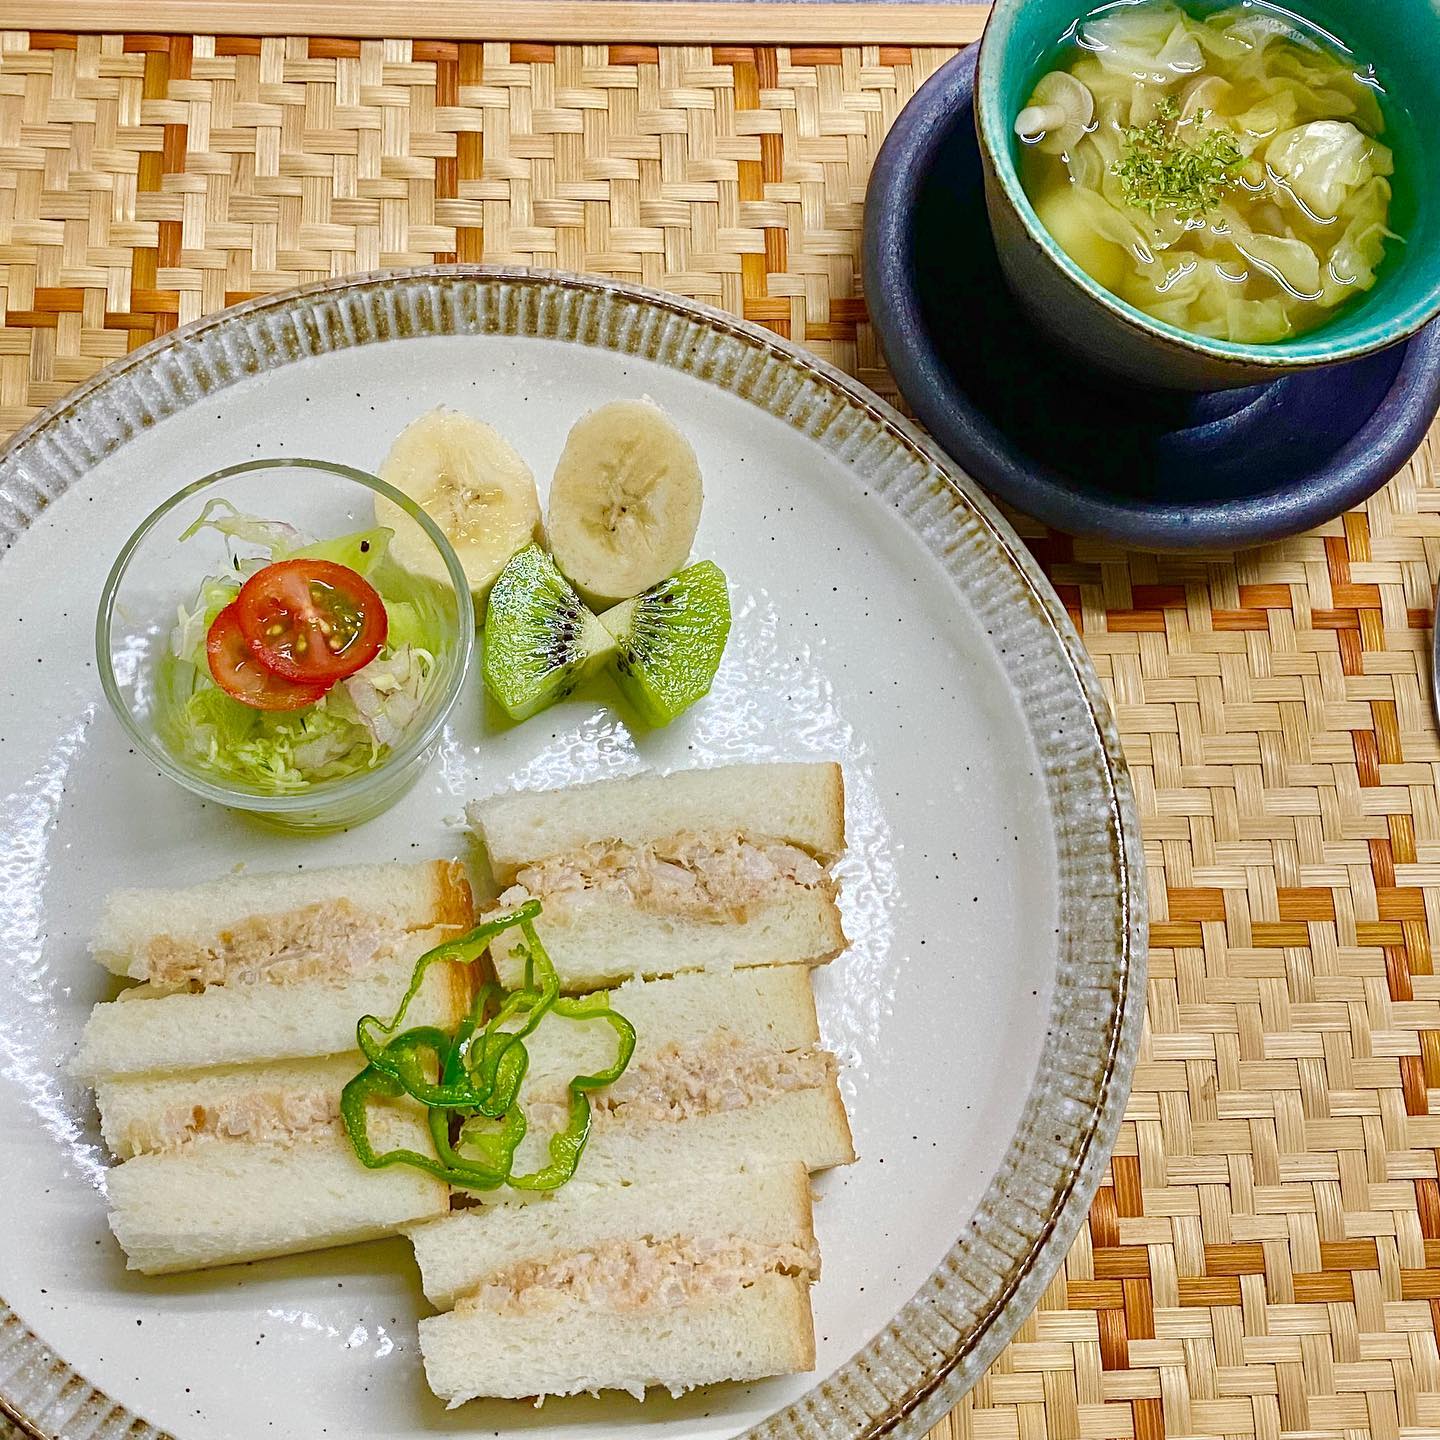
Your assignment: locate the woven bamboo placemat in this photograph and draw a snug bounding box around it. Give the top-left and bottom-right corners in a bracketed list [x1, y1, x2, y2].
[2, 25, 1440, 1440]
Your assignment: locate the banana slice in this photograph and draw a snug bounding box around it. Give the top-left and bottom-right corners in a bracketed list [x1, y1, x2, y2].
[545, 399, 703, 606]
[376, 408, 540, 600]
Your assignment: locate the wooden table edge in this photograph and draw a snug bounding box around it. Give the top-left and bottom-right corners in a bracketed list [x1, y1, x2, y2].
[0, 2, 990, 45]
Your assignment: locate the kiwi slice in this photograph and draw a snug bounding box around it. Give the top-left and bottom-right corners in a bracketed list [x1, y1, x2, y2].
[599, 561, 731, 726]
[483, 545, 617, 720]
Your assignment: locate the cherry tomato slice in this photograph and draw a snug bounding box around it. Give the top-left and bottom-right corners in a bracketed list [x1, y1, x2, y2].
[235, 559, 388, 686]
[206, 604, 329, 711]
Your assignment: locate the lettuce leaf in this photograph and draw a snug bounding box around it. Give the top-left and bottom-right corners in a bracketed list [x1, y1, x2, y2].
[292, 526, 393, 578]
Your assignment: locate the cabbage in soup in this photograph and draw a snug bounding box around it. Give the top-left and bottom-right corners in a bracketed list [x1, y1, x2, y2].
[1015, 1, 1399, 343]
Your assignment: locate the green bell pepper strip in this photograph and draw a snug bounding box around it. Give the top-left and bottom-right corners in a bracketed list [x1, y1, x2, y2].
[352, 904, 540, 1110]
[441, 1010, 527, 1167]
[340, 1065, 515, 1190]
[506, 1089, 593, 1191]
[451, 1106, 527, 1176]
[553, 992, 638, 1081]
[338, 900, 636, 1193]
[341, 1015, 528, 1191]
[507, 996, 637, 1191]
[461, 920, 557, 1097]
[354, 901, 541, 1070]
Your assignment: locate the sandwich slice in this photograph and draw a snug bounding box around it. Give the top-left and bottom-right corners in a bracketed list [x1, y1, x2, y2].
[409, 1161, 817, 1311]
[74, 860, 475, 1081]
[468, 762, 847, 990]
[91, 859, 472, 986]
[412, 1166, 818, 1403]
[74, 926, 469, 1081]
[95, 1053, 363, 1161]
[104, 1076, 448, 1274]
[480, 967, 855, 1194]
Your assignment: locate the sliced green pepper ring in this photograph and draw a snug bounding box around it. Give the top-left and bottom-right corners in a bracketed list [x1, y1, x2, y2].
[338, 901, 635, 1194]
[341, 1066, 512, 1190]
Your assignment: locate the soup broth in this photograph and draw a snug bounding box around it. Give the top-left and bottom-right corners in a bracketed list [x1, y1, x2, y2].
[1016, 0, 1402, 343]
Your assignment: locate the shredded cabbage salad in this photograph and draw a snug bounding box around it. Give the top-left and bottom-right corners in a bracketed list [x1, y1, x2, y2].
[156, 499, 450, 792]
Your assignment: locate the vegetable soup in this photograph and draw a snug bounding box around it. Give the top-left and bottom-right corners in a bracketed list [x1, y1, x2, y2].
[1015, 0, 1403, 343]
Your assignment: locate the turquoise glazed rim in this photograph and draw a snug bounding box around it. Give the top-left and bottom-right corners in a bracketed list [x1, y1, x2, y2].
[975, 0, 1440, 371]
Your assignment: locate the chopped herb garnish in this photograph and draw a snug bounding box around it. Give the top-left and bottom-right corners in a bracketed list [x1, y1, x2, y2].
[1113, 110, 1244, 218]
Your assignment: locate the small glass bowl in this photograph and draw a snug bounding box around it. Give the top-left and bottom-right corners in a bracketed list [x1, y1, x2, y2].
[96, 458, 474, 831]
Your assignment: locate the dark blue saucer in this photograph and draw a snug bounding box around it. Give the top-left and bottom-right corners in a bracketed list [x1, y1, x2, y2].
[863, 46, 1440, 550]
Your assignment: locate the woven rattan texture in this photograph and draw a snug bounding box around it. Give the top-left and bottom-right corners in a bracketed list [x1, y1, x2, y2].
[2, 28, 1440, 1440]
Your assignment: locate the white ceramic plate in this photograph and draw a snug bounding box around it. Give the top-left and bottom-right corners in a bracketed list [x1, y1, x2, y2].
[0, 269, 1144, 1440]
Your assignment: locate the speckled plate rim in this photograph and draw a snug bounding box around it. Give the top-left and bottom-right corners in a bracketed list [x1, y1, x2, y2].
[0, 265, 1146, 1440]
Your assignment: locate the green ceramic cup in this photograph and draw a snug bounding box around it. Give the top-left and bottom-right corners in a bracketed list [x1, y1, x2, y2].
[975, 0, 1440, 391]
